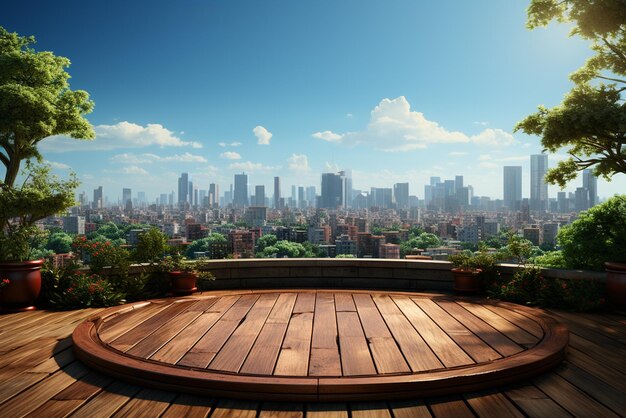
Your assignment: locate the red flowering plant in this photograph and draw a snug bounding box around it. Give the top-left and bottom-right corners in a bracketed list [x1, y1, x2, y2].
[47, 268, 123, 310]
[0, 278, 10, 291]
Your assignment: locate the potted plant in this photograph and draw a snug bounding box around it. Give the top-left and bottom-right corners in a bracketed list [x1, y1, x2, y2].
[0, 27, 94, 311]
[448, 248, 499, 294]
[158, 253, 214, 296]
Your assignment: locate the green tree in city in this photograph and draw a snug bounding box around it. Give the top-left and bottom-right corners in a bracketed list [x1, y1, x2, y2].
[134, 228, 168, 262]
[400, 232, 441, 257]
[257, 240, 308, 258]
[515, 1, 626, 187]
[255, 234, 278, 253]
[46, 231, 73, 254]
[185, 233, 227, 259]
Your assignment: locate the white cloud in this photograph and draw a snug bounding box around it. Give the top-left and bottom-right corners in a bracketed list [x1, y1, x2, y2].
[45, 160, 71, 170]
[110, 152, 207, 164]
[40, 121, 203, 153]
[346, 113, 353, 118]
[287, 154, 310, 173]
[312, 96, 517, 152]
[448, 151, 468, 156]
[474, 121, 489, 126]
[116, 166, 149, 175]
[220, 151, 242, 160]
[218, 142, 242, 147]
[479, 162, 499, 169]
[228, 161, 278, 172]
[253, 126, 272, 145]
[312, 131, 344, 142]
[325, 162, 341, 172]
[478, 154, 492, 161]
[470, 129, 516, 146]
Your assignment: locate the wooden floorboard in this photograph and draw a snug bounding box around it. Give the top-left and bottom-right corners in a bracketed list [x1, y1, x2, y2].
[0, 291, 624, 416]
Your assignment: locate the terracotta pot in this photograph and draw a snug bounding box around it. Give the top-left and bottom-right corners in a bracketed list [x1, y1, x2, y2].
[605, 262, 626, 310]
[451, 267, 482, 294]
[168, 271, 198, 296]
[0, 259, 44, 312]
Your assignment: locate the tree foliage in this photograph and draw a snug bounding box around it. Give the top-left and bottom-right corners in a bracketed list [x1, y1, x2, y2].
[0, 26, 94, 187]
[515, 1, 626, 186]
[399, 232, 441, 257]
[185, 233, 227, 259]
[134, 228, 168, 262]
[557, 194, 626, 270]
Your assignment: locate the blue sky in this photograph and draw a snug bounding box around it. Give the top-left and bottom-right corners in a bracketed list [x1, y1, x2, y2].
[4, 0, 624, 202]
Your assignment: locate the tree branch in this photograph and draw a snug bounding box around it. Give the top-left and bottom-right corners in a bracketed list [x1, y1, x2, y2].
[596, 75, 626, 85]
[601, 37, 626, 64]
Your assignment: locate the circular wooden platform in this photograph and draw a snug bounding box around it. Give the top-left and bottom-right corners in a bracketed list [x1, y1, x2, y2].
[73, 289, 568, 401]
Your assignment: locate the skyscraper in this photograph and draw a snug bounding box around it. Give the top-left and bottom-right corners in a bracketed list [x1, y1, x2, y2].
[393, 183, 409, 209]
[530, 154, 548, 211]
[340, 169, 352, 208]
[583, 169, 598, 207]
[320, 172, 345, 209]
[209, 183, 219, 208]
[233, 173, 249, 207]
[93, 186, 103, 209]
[122, 188, 131, 206]
[503, 166, 522, 210]
[273, 177, 281, 209]
[255, 185, 266, 206]
[178, 173, 189, 205]
[298, 186, 305, 208]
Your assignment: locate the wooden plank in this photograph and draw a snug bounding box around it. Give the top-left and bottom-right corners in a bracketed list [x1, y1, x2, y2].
[241, 293, 297, 374]
[556, 362, 626, 415]
[209, 293, 279, 372]
[211, 399, 259, 418]
[457, 301, 538, 347]
[292, 292, 315, 314]
[161, 394, 214, 418]
[150, 295, 239, 364]
[483, 304, 544, 339]
[428, 396, 474, 418]
[0, 361, 89, 417]
[178, 294, 259, 368]
[436, 300, 524, 357]
[554, 309, 626, 343]
[413, 298, 501, 363]
[336, 311, 376, 376]
[350, 402, 392, 418]
[109, 301, 191, 352]
[70, 381, 141, 418]
[99, 302, 171, 343]
[274, 311, 314, 376]
[372, 294, 443, 372]
[258, 402, 304, 418]
[334, 293, 356, 312]
[110, 388, 177, 418]
[566, 346, 626, 393]
[463, 390, 524, 418]
[505, 384, 570, 418]
[393, 296, 473, 367]
[389, 400, 431, 418]
[24, 372, 113, 418]
[353, 293, 410, 374]
[309, 293, 342, 376]
[534, 371, 620, 417]
[568, 333, 626, 374]
[306, 403, 348, 418]
[550, 309, 626, 350]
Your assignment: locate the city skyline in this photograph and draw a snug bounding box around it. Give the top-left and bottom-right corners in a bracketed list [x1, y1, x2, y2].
[4, 1, 625, 200]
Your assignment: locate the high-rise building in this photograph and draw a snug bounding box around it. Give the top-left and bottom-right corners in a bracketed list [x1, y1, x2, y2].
[320, 172, 345, 209]
[254, 185, 266, 206]
[177, 173, 189, 205]
[63, 215, 85, 235]
[188, 181, 194, 205]
[503, 166, 522, 210]
[393, 183, 409, 209]
[298, 186, 305, 208]
[340, 169, 352, 208]
[273, 177, 281, 209]
[371, 187, 393, 208]
[530, 154, 549, 211]
[122, 188, 131, 206]
[306, 186, 316, 205]
[233, 173, 249, 207]
[582, 169, 598, 207]
[209, 183, 219, 208]
[93, 186, 103, 209]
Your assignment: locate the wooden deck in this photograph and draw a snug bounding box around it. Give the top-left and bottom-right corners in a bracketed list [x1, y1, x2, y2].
[72, 290, 568, 401]
[0, 289, 624, 417]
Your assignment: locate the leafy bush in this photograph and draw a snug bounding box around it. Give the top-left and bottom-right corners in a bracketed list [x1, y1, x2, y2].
[489, 266, 604, 312]
[531, 251, 568, 269]
[134, 228, 168, 262]
[558, 195, 626, 271]
[41, 263, 123, 309]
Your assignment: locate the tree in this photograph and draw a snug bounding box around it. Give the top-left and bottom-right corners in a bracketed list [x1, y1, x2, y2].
[134, 228, 168, 262]
[515, 1, 626, 186]
[399, 232, 441, 257]
[46, 231, 73, 254]
[257, 240, 308, 258]
[185, 233, 227, 259]
[557, 195, 626, 271]
[0, 26, 94, 187]
[255, 234, 277, 253]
